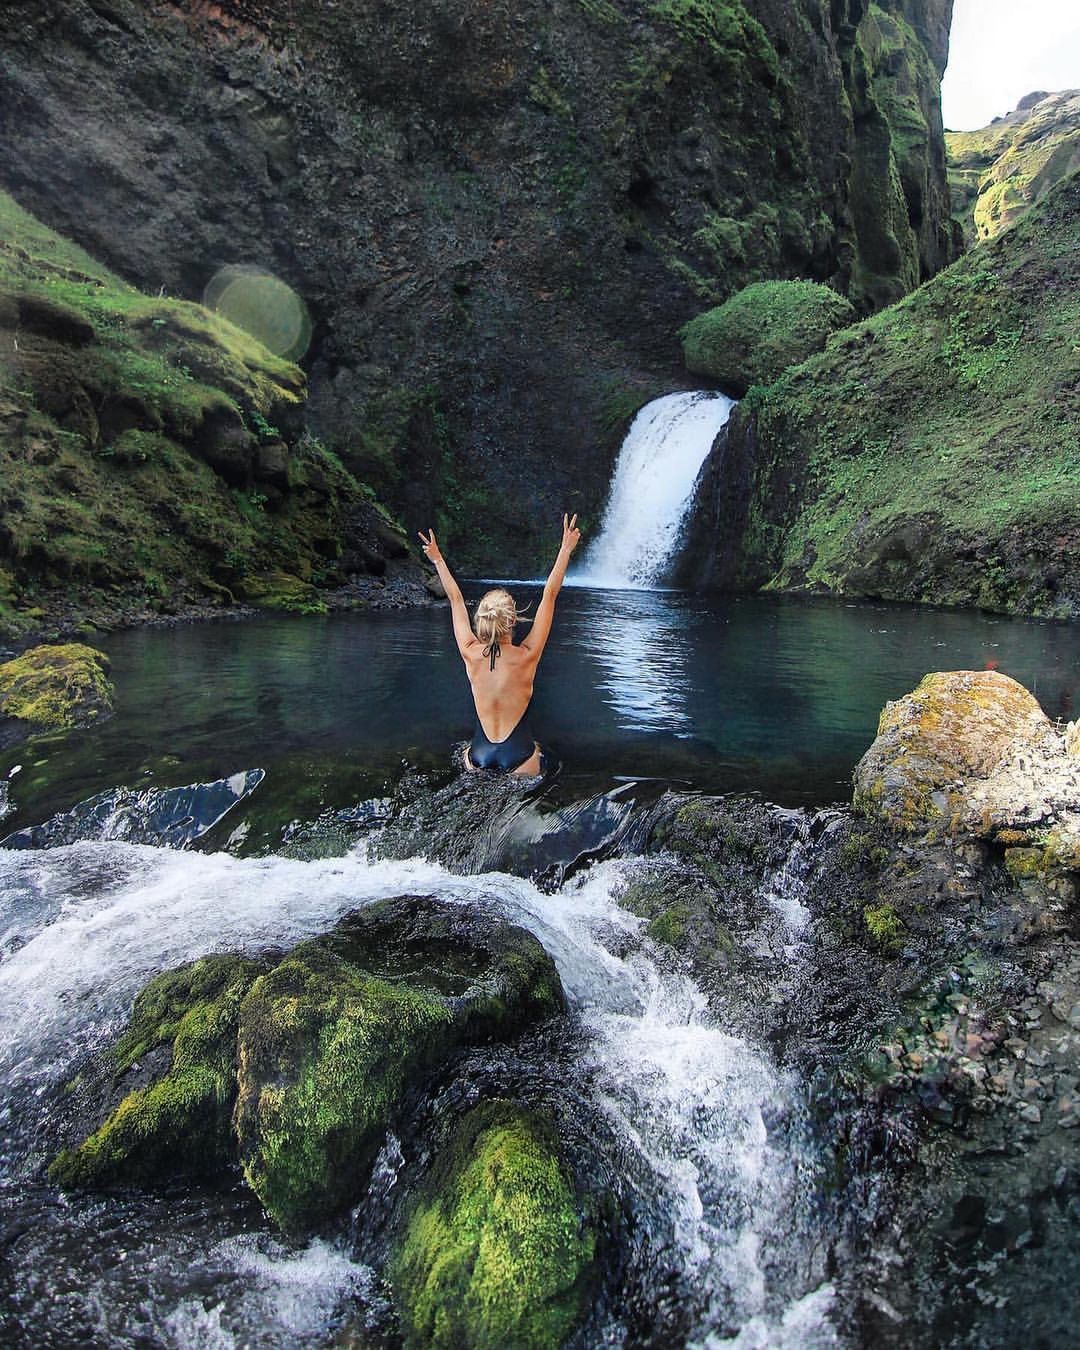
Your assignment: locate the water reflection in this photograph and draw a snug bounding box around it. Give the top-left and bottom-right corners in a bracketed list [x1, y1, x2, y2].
[562, 590, 696, 735]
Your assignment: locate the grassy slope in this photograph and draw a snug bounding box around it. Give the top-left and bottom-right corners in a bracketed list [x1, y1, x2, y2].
[947, 91, 1080, 247]
[737, 169, 1080, 618]
[0, 191, 377, 635]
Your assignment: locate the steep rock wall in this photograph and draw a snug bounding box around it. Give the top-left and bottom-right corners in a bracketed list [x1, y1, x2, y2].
[0, 0, 955, 570]
[679, 170, 1080, 618]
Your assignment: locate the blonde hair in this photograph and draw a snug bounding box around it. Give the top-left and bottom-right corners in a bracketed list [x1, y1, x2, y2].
[474, 589, 518, 646]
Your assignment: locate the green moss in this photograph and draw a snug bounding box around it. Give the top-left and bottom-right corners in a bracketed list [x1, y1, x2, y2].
[234, 945, 454, 1231]
[49, 955, 266, 1190]
[681, 281, 856, 395]
[236, 570, 328, 615]
[392, 1101, 595, 1350]
[947, 92, 1080, 247]
[0, 642, 112, 731]
[0, 190, 390, 616]
[646, 905, 690, 946]
[863, 902, 903, 954]
[732, 171, 1080, 617]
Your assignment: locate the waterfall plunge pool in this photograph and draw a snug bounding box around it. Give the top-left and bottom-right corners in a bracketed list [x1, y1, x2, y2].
[1, 588, 1077, 842]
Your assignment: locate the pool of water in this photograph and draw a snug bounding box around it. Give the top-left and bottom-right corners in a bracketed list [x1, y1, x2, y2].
[2, 589, 1078, 835]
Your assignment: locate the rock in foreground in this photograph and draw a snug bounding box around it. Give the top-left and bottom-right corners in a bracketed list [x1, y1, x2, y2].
[51, 897, 564, 1232]
[391, 1101, 596, 1350]
[854, 670, 1080, 897]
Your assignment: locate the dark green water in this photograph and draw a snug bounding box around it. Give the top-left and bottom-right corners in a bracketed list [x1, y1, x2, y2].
[3, 589, 1078, 837]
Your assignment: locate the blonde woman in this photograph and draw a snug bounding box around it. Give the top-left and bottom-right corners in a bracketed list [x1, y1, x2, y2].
[418, 514, 582, 774]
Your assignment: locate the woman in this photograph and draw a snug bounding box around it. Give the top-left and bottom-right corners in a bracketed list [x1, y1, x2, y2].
[418, 514, 581, 775]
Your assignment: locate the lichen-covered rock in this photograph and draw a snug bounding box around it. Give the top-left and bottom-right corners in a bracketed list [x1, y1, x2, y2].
[854, 670, 1080, 897]
[0, 642, 113, 745]
[681, 280, 856, 396]
[391, 1101, 596, 1350]
[49, 955, 268, 1189]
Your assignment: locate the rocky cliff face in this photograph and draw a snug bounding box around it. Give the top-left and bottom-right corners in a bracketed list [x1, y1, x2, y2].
[0, 0, 955, 571]
[678, 169, 1080, 618]
[947, 90, 1080, 247]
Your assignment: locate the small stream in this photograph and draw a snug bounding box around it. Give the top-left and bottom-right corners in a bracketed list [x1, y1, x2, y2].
[1, 828, 836, 1347]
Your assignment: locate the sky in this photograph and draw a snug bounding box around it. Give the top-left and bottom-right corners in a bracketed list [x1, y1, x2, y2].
[940, 0, 1080, 130]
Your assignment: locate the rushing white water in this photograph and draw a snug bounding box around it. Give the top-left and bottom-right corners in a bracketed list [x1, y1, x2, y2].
[574, 391, 734, 589]
[0, 838, 836, 1347]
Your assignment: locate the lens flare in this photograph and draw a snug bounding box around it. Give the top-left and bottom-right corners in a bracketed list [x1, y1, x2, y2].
[203, 266, 312, 361]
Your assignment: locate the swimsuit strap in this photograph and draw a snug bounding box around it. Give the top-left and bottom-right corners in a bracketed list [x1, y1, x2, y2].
[482, 638, 501, 671]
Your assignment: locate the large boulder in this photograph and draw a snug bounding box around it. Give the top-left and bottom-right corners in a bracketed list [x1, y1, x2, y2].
[854, 670, 1080, 896]
[0, 642, 113, 747]
[680, 280, 856, 396]
[391, 1101, 596, 1350]
[50, 897, 565, 1232]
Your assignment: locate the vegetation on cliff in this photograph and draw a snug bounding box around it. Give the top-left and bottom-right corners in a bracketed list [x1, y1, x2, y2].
[947, 90, 1080, 247]
[0, 191, 403, 634]
[703, 169, 1080, 617]
[680, 280, 856, 396]
[0, 0, 957, 574]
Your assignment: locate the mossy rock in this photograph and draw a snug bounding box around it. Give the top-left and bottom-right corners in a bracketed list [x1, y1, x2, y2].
[233, 897, 565, 1231]
[0, 642, 114, 742]
[391, 1100, 596, 1350]
[680, 281, 856, 396]
[853, 670, 1054, 834]
[49, 955, 268, 1190]
[50, 898, 564, 1231]
[236, 570, 327, 614]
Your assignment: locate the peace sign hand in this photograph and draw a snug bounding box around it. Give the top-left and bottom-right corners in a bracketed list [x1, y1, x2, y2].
[418, 529, 444, 565]
[561, 513, 581, 555]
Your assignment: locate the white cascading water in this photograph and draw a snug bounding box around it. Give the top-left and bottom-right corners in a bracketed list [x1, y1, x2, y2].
[574, 391, 734, 589]
[0, 838, 838, 1347]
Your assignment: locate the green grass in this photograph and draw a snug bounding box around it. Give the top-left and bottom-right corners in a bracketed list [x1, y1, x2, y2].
[734, 170, 1080, 617]
[0, 191, 378, 629]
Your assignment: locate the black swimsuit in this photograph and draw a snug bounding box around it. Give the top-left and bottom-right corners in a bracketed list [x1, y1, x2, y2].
[469, 700, 537, 772]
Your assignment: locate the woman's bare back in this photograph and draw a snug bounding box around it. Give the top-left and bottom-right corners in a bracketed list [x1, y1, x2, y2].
[464, 642, 538, 743]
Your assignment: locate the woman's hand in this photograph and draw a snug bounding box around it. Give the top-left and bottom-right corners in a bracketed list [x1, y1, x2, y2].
[560, 513, 581, 555]
[418, 528, 444, 565]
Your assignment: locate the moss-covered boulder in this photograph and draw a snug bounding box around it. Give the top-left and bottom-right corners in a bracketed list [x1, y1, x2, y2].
[49, 955, 268, 1189]
[0, 642, 113, 745]
[680, 281, 856, 396]
[854, 671, 1080, 898]
[51, 897, 564, 1232]
[391, 1101, 595, 1350]
[234, 899, 564, 1230]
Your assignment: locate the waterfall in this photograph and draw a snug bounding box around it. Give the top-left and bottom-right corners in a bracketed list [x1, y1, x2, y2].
[574, 391, 734, 590]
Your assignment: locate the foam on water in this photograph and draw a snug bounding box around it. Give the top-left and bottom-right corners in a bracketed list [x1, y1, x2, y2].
[0, 838, 835, 1345]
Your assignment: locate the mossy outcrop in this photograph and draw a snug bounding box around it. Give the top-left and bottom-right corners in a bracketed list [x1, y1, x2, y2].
[854, 670, 1080, 898]
[49, 955, 269, 1189]
[681, 169, 1080, 617]
[0, 0, 957, 574]
[947, 90, 1080, 247]
[50, 897, 565, 1233]
[681, 280, 856, 395]
[391, 1100, 596, 1350]
[0, 191, 413, 632]
[0, 642, 113, 745]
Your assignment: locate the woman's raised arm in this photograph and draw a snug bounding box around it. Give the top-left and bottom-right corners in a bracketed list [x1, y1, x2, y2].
[521, 514, 581, 659]
[418, 529, 478, 658]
